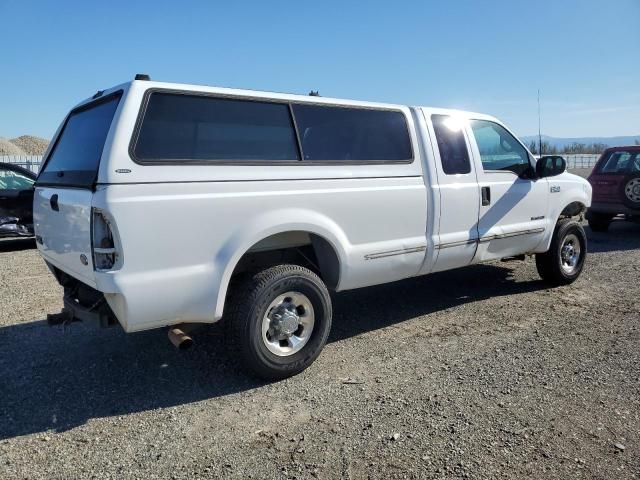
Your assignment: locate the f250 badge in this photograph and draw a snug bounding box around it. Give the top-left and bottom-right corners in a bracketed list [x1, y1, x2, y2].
[550, 185, 561, 193]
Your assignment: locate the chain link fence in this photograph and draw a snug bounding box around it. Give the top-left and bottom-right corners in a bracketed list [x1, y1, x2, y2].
[560, 154, 600, 170]
[0, 155, 43, 174]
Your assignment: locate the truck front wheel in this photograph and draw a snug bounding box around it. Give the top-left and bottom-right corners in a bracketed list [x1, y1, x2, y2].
[225, 264, 332, 380]
[535, 219, 587, 286]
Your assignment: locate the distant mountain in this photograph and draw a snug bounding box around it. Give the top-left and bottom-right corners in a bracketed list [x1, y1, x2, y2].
[520, 134, 640, 151]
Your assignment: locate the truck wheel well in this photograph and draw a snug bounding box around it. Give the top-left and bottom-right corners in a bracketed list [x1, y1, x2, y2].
[230, 231, 340, 290]
[559, 202, 587, 219]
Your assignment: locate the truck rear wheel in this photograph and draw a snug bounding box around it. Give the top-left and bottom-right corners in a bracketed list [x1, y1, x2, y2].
[225, 264, 332, 380]
[536, 219, 587, 286]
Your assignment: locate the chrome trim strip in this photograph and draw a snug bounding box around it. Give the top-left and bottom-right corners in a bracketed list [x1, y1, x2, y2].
[365, 228, 545, 259]
[435, 239, 477, 250]
[434, 228, 545, 249]
[364, 245, 427, 260]
[478, 228, 545, 243]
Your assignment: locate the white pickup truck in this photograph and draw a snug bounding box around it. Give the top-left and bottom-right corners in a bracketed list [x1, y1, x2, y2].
[34, 77, 592, 379]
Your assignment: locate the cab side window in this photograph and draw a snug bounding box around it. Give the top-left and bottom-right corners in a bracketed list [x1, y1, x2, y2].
[471, 120, 530, 176]
[431, 114, 471, 175]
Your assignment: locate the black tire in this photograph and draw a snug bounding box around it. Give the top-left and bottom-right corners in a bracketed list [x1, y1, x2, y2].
[587, 211, 613, 232]
[536, 219, 587, 286]
[225, 264, 332, 380]
[621, 174, 640, 210]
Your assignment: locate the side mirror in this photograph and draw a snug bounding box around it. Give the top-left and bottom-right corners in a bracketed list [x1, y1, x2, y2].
[536, 155, 566, 178]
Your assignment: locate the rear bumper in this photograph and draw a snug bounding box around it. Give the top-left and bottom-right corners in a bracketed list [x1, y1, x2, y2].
[588, 202, 640, 216]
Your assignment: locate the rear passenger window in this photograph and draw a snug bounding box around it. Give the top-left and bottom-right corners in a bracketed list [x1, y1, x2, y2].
[292, 104, 412, 161]
[134, 93, 300, 162]
[431, 115, 471, 175]
[598, 152, 636, 173]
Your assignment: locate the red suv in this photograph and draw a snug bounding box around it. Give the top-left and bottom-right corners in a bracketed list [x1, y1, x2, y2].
[586, 146, 640, 231]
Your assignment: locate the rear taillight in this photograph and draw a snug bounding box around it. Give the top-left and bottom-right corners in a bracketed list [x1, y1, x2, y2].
[92, 209, 119, 271]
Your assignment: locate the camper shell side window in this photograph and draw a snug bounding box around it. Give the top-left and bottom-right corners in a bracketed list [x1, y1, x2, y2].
[130, 90, 414, 165]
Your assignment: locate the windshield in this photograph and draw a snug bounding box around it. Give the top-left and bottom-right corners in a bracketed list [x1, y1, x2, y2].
[37, 92, 122, 187]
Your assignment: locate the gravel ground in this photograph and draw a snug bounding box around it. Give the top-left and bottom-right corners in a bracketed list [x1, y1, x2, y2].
[1, 220, 639, 480]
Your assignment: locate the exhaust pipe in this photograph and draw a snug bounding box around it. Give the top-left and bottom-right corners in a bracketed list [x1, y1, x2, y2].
[168, 326, 194, 350]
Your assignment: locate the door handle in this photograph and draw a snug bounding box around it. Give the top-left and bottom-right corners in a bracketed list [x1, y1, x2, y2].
[50, 194, 59, 211]
[481, 186, 491, 206]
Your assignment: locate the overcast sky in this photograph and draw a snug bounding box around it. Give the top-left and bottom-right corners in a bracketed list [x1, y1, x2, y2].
[1, 0, 638, 139]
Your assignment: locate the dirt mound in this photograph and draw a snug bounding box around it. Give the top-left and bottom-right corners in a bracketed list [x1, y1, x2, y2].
[9, 135, 50, 155]
[0, 138, 26, 155]
[0, 136, 50, 156]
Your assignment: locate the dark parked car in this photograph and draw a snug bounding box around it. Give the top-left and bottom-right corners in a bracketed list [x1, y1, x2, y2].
[0, 163, 37, 237]
[587, 146, 640, 231]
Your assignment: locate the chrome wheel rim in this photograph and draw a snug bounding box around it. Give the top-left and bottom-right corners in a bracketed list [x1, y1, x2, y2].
[560, 233, 582, 274]
[261, 291, 315, 357]
[625, 178, 640, 203]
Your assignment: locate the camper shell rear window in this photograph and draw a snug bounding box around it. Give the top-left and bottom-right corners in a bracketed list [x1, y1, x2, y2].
[131, 90, 413, 164]
[37, 91, 122, 188]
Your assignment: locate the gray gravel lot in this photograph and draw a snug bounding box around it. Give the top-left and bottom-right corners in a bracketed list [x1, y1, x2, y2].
[1, 220, 639, 479]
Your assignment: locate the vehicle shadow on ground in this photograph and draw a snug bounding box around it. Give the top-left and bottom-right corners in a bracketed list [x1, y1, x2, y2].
[0, 237, 36, 252]
[329, 263, 546, 343]
[586, 220, 640, 253]
[0, 263, 548, 441]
